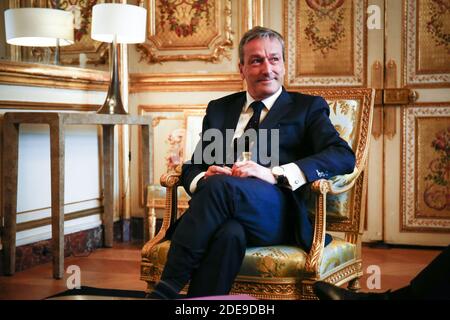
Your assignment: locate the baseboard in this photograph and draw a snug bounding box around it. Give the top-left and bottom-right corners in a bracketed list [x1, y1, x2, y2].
[130, 217, 163, 242]
[0, 218, 164, 275]
[1, 226, 103, 274]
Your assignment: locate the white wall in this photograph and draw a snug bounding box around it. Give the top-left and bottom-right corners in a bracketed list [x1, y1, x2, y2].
[0, 84, 110, 246]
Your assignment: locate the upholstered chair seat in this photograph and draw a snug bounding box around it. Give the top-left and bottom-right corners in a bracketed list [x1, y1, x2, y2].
[144, 237, 355, 280]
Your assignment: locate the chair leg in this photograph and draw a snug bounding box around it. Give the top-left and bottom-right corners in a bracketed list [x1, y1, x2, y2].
[145, 282, 155, 297]
[347, 278, 361, 291]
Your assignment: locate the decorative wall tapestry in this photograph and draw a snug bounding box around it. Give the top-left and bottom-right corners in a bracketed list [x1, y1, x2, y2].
[402, 105, 450, 232]
[284, 0, 366, 87]
[137, 0, 233, 64]
[404, 0, 450, 86]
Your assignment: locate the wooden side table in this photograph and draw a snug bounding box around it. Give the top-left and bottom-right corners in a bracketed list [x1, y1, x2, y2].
[2, 112, 152, 279]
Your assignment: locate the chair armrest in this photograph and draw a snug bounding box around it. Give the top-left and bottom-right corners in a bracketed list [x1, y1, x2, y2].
[311, 167, 360, 195]
[305, 168, 361, 276]
[142, 171, 182, 257]
[160, 172, 182, 188]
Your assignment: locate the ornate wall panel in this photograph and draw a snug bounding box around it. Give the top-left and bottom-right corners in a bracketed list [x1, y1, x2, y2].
[401, 104, 450, 232]
[137, 0, 233, 64]
[284, 0, 366, 87]
[403, 0, 450, 87]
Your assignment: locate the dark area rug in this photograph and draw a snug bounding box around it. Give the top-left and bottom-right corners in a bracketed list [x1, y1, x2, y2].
[46, 286, 147, 300]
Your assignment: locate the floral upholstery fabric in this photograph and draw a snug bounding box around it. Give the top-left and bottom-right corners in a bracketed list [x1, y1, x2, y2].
[145, 237, 355, 280]
[328, 99, 360, 149]
[305, 99, 361, 219]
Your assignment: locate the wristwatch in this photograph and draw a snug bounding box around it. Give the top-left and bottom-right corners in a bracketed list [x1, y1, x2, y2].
[271, 166, 289, 186]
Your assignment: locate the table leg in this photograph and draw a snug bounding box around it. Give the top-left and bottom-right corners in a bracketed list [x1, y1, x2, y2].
[2, 120, 19, 275]
[50, 121, 65, 279]
[141, 125, 151, 242]
[102, 125, 114, 247]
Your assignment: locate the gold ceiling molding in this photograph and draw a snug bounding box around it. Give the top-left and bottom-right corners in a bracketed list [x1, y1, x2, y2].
[129, 73, 243, 92]
[0, 100, 99, 112]
[137, 0, 233, 64]
[0, 61, 109, 91]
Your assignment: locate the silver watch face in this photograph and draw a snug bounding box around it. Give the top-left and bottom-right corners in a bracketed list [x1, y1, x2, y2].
[272, 166, 284, 176]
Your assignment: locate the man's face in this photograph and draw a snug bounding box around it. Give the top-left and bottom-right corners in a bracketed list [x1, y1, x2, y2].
[239, 37, 285, 101]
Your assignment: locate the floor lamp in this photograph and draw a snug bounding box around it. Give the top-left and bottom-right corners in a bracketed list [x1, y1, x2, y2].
[4, 7, 74, 65]
[91, 3, 147, 115]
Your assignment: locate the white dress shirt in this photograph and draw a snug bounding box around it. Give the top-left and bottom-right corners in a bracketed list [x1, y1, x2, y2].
[189, 87, 306, 193]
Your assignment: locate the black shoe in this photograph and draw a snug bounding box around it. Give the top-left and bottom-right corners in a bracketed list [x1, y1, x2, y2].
[146, 280, 181, 300]
[313, 281, 390, 300]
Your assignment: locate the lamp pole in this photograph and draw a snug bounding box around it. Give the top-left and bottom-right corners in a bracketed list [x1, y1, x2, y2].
[97, 34, 126, 114]
[54, 0, 61, 65]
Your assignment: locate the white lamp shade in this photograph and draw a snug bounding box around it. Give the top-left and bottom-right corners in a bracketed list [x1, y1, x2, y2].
[91, 4, 146, 44]
[5, 8, 74, 47]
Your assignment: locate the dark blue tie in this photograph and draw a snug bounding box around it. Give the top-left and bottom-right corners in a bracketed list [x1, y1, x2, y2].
[244, 101, 265, 132]
[233, 101, 265, 162]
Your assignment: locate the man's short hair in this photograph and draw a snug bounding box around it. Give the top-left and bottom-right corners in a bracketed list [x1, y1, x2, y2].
[238, 26, 285, 64]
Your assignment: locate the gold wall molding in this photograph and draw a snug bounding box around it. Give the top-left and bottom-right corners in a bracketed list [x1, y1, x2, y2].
[243, 0, 264, 31]
[130, 73, 243, 92]
[0, 61, 109, 91]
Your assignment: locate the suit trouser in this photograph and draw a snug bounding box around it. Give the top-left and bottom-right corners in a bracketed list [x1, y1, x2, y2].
[160, 175, 292, 297]
[409, 245, 450, 299]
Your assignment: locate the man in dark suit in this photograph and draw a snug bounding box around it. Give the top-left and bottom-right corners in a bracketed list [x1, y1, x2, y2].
[149, 26, 355, 299]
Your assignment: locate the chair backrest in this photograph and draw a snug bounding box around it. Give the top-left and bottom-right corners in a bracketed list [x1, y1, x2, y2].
[297, 88, 375, 234]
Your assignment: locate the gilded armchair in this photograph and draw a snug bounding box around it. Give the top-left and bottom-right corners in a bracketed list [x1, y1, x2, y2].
[141, 88, 375, 299]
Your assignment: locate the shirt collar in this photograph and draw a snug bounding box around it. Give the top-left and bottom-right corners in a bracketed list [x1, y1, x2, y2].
[244, 86, 283, 112]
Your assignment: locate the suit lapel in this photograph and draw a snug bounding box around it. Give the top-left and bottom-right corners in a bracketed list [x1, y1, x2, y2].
[223, 93, 246, 131]
[259, 90, 294, 130]
[221, 90, 293, 131]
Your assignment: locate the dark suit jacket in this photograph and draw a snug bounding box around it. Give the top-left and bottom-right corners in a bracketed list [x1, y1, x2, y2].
[180, 88, 356, 251]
